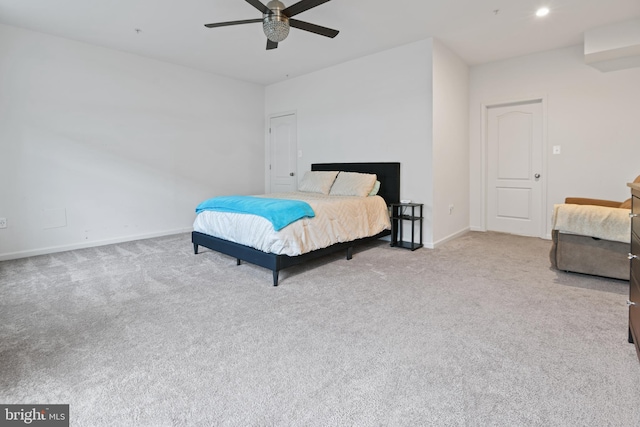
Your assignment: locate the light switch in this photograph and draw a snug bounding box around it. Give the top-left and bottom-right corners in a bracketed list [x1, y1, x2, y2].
[553, 145, 561, 154]
[298, 150, 303, 158]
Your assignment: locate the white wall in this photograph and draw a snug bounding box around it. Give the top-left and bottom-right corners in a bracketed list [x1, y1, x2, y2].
[0, 24, 265, 260]
[469, 45, 640, 237]
[14, 25, 627, 259]
[432, 39, 470, 244]
[265, 39, 434, 242]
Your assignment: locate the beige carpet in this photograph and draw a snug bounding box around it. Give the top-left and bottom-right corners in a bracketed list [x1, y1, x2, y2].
[1, 231, 639, 426]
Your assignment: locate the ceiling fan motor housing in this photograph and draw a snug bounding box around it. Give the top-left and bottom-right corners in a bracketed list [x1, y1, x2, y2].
[263, 0, 290, 42]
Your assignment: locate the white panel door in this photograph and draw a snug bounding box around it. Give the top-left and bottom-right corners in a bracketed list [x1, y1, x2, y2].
[487, 101, 543, 236]
[269, 114, 297, 193]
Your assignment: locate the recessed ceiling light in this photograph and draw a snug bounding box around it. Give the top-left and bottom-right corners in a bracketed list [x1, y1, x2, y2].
[536, 7, 550, 17]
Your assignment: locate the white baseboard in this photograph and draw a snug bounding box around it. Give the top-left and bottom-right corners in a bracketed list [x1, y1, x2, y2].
[467, 227, 552, 240]
[428, 227, 471, 249]
[0, 227, 193, 261]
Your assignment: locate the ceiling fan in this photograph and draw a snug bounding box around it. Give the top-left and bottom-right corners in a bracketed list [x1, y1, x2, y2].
[205, 0, 339, 50]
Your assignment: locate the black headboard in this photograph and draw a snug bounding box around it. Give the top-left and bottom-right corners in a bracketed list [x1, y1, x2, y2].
[311, 162, 400, 206]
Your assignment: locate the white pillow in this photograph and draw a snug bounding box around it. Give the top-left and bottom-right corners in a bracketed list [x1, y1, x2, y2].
[368, 180, 381, 196]
[298, 171, 339, 194]
[329, 172, 377, 197]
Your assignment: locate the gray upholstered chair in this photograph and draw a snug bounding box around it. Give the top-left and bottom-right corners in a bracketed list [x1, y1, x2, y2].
[549, 175, 640, 280]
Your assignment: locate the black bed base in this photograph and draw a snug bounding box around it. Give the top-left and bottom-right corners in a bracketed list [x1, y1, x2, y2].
[192, 230, 390, 286]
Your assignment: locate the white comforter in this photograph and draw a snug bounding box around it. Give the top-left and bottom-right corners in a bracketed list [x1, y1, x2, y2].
[552, 203, 630, 243]
[193, 192, 391, 256]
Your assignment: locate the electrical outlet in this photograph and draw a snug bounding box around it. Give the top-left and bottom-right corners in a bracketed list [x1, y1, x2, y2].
[0, 218, 6, 229]
[553, 145, 561, 154]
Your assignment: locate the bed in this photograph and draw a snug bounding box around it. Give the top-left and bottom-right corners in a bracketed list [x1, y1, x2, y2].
[191, 162, 400, 286]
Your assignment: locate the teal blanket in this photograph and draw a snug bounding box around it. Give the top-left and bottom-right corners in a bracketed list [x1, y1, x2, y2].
[195, 196, 315, 231]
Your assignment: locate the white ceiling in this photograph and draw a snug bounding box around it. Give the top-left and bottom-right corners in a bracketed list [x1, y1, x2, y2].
[1, 0, 638, 86]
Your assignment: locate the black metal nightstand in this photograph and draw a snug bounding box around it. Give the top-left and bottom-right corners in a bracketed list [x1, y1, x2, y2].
[390, 203, 423, 250]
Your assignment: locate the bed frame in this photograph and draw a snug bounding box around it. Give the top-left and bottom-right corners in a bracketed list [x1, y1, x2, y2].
[192, 162, 400, 286]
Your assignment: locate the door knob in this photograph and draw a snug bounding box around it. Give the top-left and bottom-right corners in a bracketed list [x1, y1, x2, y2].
[627, 300, 637, 307]
[534, 173, 541, 179]
[629, 253, 638, 260]
[289, 172, 295, 176]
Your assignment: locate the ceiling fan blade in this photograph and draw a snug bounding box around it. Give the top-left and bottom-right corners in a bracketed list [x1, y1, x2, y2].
[282, 0, 331, 18]
[204, 18, 262, 28]
[289, 19, 339, 38]
[266, 39, 278, 50]
[245, 0, 272, 15]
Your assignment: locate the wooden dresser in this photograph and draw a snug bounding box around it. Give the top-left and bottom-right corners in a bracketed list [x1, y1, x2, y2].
[628, 182, 640, 362]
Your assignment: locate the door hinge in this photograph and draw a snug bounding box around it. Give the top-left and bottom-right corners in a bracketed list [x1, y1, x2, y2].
[269, 128, 271, 134]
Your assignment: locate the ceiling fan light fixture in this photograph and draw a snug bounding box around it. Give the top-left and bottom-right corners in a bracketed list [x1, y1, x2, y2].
[263, 17, 290, 42]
